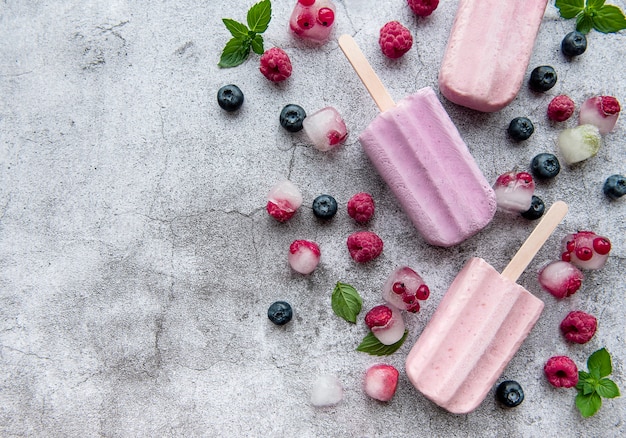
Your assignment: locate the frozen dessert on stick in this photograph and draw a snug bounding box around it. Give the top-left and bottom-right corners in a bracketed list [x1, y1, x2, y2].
[439, 0, 549, 112]
[338, 34, 496, 247]
[405, 201, 568, 414]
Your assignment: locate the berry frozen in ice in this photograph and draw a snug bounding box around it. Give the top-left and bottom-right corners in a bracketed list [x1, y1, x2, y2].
[217, 84, 244, 112]
[544, 356, 578, 388]
[288, 240, 321, 274]
[557, 124, 602, 165]
[346, 231, 383, 263]
[407, 0, 439, 17]
[379, 21, 413, 59]
[312, 194, 338, 219]
[508, 117, 534, 141]
[560, 310, 597, 344]
[561, 231, 611, 270]
[266, 180, 303, 222]
[496, 380, 525, 408]
[382, 266, 430, 313]
[538, 260, 584, 299]
[268, 301, 293, 325]
[521, 195, 545, 220]
[529, 65, 557, 92]
[603, 174, 626, 200]
[493, 171, 535, 213]
[364, 304, 405, 345]
[547, 95, 575, 122]
[561, 31, 587, 57]
[259, 47, 292, 82]
[289, 0, 337, 43]
[364, 364, 399, 402]
[302, 107, 348, 151]
[347, 192, 375, 224]
[280, 104, 307, 132]
[310, 374, 343, 407]
[530, 153, 561, 179]
[579, 96, 621, 135]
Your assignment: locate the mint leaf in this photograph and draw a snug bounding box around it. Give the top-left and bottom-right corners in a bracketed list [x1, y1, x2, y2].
[577, 11, 595, 33]
[576, 391, 602, 417]
[588, 0, 606, 8]
[556, 0, 585, 19]
[251, 34, 264, 54]
[593, 5, 626, 33]
[356, 330, 408, 356]
[596, 378, 621, 398]
[331, 282, 362, 323]
[588, 348, 612, 378]
[218, 37, 251, 68]
[222, 18, 249, 39]
[247, 0, 272, 33]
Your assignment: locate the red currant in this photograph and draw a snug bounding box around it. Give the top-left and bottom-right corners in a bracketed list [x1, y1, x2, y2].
[575, 246, 593, 261]
[298, 0, 316, 6]
[392, 282, 406, 295]
[416, 284, 430, 300]
[296, 12, 315, 29]
[317, 8, 335, 26]
[593, 237, 611, 255]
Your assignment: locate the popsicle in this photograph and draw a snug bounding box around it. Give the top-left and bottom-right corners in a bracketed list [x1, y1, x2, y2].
[338, 34, 496, 247]
[405, 201, 568, 414]
[438, 0, 549, 112]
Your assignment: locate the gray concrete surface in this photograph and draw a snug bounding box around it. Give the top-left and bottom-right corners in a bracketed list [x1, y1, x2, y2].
[1, 0, 624, 436]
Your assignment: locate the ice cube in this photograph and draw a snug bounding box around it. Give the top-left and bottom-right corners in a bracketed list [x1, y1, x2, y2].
[289, 0, 337, 44]
[302, 107, 347, 152]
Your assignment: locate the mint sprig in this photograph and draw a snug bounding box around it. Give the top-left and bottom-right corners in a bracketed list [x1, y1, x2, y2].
[574, 348, 621, 417]
[556, 0, 626, 34]
[356, 330, 408, 356]
[218, 0, 271, 68]
[331, 282, 362, 323]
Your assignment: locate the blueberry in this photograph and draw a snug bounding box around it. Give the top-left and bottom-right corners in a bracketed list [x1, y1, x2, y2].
[217, 84, 244, 112]
[531, 153, 561, 179]
[280, 104, 307, 132]
[496, 380, 525, 408]
[508, 117, 534, 141]
[603, 174, 626, 200]
[312, 194, 338, 219]
[529, 66, 557, 92]
[521, 195, 545, 220]
[561, 31, 587, 57]
[268, 301, 293, 325]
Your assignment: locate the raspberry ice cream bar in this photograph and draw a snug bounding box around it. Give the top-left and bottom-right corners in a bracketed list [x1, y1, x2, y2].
[338, 34, 496, 247]
[405, 201, 568, 414]
[439, 0, 549, 112]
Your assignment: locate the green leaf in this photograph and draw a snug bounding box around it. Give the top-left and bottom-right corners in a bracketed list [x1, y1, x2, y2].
[596, 378, 621, 398]
[588, 348, 612, 378]
[222, 18, 249, 39]
[356, 330, 408, 356]
[556, 0, 585, 19]
[251, 34, 264, 55]
[576, 392, 602, 417]
[577, 11, 595, 33]
[331, 282, 362, 323]
[587, 0, 606, 10]
[247, 0, 272, 33]
[218, 37, 251, 68]
[592, 5, 626, 33]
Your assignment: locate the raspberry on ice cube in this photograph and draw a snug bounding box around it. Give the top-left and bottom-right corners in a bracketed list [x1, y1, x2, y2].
[561, 231, 611, 270]
[266, 180, 303, 222]
[382, 266, 430, 313]
[289, 0, 337, 43]
[493, 171, 535, 213]
[579, 96, 621, 135]
[364, 304, 405, 345]
[302, 107, 348, 151]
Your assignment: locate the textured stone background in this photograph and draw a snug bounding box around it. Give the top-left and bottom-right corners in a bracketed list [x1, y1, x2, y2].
[1, 0, 624, 436]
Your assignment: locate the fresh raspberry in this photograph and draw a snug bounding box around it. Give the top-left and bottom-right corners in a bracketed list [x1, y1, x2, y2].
[259, 47, 292, 83]
[560, 310, 597, 344]
[544, 356, 579, 388]
[547, 95, 575, 122]
[347, 192, 375, 224]
[347, 231, 383, 263]
[379, 21, 413, 59]
[407, 0, 439, 17]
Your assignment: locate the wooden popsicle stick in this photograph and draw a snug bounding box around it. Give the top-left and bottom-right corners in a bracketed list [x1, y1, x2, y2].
[338, 34, 396, 112]
[501, 200, 568, 282]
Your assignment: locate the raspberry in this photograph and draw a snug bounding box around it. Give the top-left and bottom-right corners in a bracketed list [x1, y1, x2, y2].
[560, 310, 597, 344]
[259, 47, 292, 83]
[544, 356, 579, 388]
[547, 95, 575, 122]
[364, 305, 393, 328]
[379, 21, 413, 59]
[347, 231, 383, 263]
[407, 0, 439, 17]
[347, 192, 375, 224]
